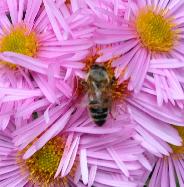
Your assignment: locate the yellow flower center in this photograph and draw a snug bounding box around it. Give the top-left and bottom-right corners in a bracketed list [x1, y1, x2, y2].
[17, 136, 68, 186]
[171, 126, 184, 154]
[136, 7, 176, 52]
[0, 25, 38, 68]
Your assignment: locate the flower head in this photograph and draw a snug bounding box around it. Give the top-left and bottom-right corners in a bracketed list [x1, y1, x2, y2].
[94, 0, 184, 93]
[147, 125, 184, 187]
[0, 0, 95, 130]
[0, 123, 76, 186]
[13, 107, 155, 187]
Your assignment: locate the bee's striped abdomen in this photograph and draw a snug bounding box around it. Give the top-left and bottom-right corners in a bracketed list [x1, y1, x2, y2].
[89, 102, 108, 126]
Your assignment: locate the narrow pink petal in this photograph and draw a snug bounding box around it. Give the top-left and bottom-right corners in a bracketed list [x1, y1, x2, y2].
[24, 0, 42, 30]
[7, 0, 18, 25]
[134, 51, 150, 92]
[94, 173, 137, 187]
[95, 34, 136, 44]
[131, 106, 182, 145]
[67, 126, 122, 134]
[149, 159, 162, 187]
[0, 15, 11, 32]
[80, 149, 89, 185]
[74, 163, 82, 184]
[18, 0, 25, 22]
[32, 73, 57, 103]
[43, 0, 71, 40]
[1, 52, 48, 75]
[154, 74, 163, 106]
[61, 136, 80, 176]
[88, 165, 97, 187]
[107, 148, 129, 177]
[55, 133, 74, 178]
[56, 80, 73, 98]
[173, 158, 184, 186]
[167, 1, 184, 18]
[23, 107, 74, 159]
[138, 155, 152, 171]
[0, 165, 19, 175]
[0, 87, 42, 96]
[128, 92, 184, 125]
[161, 158, 169, 187]
[150, 58, 184, 69]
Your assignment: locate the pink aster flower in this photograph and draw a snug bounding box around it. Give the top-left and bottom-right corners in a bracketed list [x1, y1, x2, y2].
[0, 0, 55, 129]
[146, 126, 184, 187]
[0, 0, 95, 129]
[13, 106, 155, 187]
[0, 122, 81, 186]
[94, 0, 184, 93]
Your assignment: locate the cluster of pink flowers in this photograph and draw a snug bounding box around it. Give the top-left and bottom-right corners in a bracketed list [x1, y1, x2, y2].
[0, 0, 184, 187]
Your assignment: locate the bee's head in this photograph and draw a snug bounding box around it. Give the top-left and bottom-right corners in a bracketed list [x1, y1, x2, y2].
[89, 64, 109, 82]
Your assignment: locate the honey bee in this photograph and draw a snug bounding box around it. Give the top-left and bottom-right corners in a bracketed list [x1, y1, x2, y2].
[86, 64, 113, 126]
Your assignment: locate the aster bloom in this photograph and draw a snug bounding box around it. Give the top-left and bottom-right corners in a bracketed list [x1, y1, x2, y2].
[0, 0, 54, 129]
[0, 122, 78, 187]
[146, 126, 184, 187]
[13, 102, 155, 187]
[94, 0, 184, 93]
[0, 0, 96, 130]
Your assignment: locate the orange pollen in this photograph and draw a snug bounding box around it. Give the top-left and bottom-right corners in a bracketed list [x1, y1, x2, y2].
[104, 61, 130, 101]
